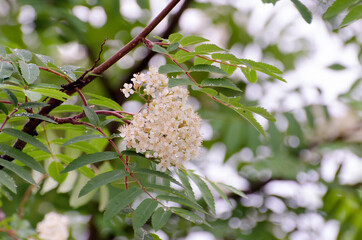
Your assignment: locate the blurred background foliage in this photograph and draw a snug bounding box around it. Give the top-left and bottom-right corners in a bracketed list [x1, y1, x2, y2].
[0, 0, 361, 239]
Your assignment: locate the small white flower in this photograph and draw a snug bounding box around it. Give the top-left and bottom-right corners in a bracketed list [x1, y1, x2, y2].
[36, 212, 69, 240]
[121, 83, 134, 98]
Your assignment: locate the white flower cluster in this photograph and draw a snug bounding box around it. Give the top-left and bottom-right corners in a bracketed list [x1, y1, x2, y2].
[36, 212, 69, 240]
[120, 67, 202, 169]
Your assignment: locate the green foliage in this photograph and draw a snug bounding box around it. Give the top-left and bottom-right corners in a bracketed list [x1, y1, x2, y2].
[0, 1, 360, 239]
[132, 199, 158, 229]
[152, 207, 172, 231]
[48, 161, 67, 184]
[0, 143, 45, 174]
[290, 0, 312, 24]
[61, 152, 119, 173]
[0, 170, 17, 193]
[104, 188, 143, 220]
[0, 159, 36, 185]
[1, 128, 50, 153]
[79, 170, 128, 197]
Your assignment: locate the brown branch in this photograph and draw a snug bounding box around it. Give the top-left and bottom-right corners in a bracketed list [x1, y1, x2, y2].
[0, 0, 181, 165]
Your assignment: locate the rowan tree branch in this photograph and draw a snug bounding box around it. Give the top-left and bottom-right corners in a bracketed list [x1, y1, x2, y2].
[0, 0, 181, 164]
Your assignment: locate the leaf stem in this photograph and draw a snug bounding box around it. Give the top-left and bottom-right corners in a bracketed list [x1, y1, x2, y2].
[0, 108, 18, 131]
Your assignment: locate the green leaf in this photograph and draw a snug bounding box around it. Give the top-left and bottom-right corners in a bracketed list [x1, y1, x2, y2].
[176, 170, 195, 200]
[8, 56, 21, 74]
[220, 64, 237, 75]
[18, 102, 49, 109]
[31, 88, 70, 101]
[10, 48, 32, 62]
[85, 92, 123, 111]
[170, 207, 204, 224]
[2, 89, 18, 106]
[189, 64, 227, 75]
[136, 0, 150, 9]
[58, 141, 99, 154]
[149, 233, 162, 240]
[168, 78, 196, 88]
[195, 44, 225, 53]
[0, 45, 6, 58]
[62, 134, 106, 146]
[0, 83, 24, 92]
[23, 90, 42, 101]
[218, 183, 247, 198]
[157, 195, 207, 214]
[201, 78, 241, 92]
[194, 57, 213, 65]
[153, 36, 167, 41]
[52, 105, 83, 113]
[83, 106, 100, 127]
[189, 173, 215, 213]
[0, 102, 8, 115]
[327, 63, 346, 71]
[133, 199, 158, 229]
[246, 106, 275, 121]
[240, 59, 285, 82]
[290, 0, 312, 23]
[151, 45, 168, 54]
[152, 208, 172, 231]
[192, 86, 218, 96]
[231, 106, 266, 137]
[35, 53, 55, 66]
[0, 159, 36, 185]
[167, 42, 180, 52]
[174, 51, 197, 63]
[241, 68, 257, 83]
[0, 170, 17, 193]
[48, 161, 67, 184]
[59, 65, 80, 80]
[134, 168, 182, 187]
[340, 5, 362, 27]
[0, 61, 13, 79]
[144, 183, 185, 197]
[168, 33, 183, 43]
[29, 83, 61, 89]
[2, 128, 50, 153]
[262, 0, 279, 4]
[180, 36, 209, 47]
[61, 152, 118, 173]
[104, 188, 143, 220]
[158, 64, 184, 74]
[0, 143, 45, 173]
[13, 112, 57, 124]
[207, 180, 231, 206]
[134, 228, 154, 240]
[19, 61, 40, 84]
[323, 0, 356, 19]
[79, 170, 128, 197]
[56, 154, 95, 178]
[212, 53, 240, 62]
[121, 150, 147, 159]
